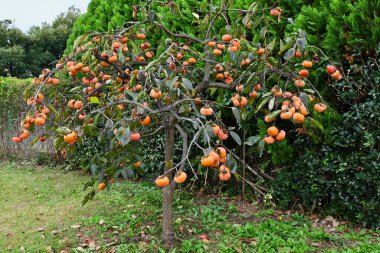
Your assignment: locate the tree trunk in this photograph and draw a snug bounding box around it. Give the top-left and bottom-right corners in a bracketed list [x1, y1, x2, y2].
[162, 116, 176, 247]
[241, 129, 246, 199]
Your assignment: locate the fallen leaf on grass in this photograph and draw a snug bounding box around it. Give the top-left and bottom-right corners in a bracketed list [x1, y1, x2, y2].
[88, 240, 96, 249]
[325, 216, 340, 227]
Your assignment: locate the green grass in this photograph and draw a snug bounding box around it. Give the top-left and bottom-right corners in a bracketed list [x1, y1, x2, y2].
[1, 162, 380, 252]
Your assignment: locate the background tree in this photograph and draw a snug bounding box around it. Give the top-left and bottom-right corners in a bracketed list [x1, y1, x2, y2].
[0, 6, 81, 78]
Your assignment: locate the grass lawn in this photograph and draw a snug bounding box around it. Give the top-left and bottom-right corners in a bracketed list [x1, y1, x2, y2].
[0, 162, 379, 252]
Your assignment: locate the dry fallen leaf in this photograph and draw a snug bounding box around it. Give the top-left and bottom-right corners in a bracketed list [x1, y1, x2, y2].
[88, 240, 96, 249]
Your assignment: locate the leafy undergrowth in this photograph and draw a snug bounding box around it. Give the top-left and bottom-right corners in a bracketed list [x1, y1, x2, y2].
[1, 162, 379, 252]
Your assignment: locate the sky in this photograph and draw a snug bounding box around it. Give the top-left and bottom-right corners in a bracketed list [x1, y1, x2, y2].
[0, 0, 92, 32]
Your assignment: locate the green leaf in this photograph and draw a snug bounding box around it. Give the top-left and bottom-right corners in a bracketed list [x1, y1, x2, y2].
[90, 164, 97, 177]
[256, 96, 272, 112]
[118, 49, 125, 63]
[266, 39, 276, 52]
[245, 136, 261, 146]
[94, 114, 101, 126]
[82, 190, 96, 206]
[192, 12, 200, 19]
[47, 104, 58, 115]
[231, 107, 241, 128]
[83, 178, 97, 191]
[284, 48, 295, 61]
[242, 2, 258, 27]
[261, 92, 273, 98]
[304, 88, 315, 94]
[278, 40, 295, 55]
[309, 118, 324, 132]
[105, 119, 114, 129]
[130, 74, 137, 87]
[90, 97, 100, 104]
[56, 127, 72, 134]
[31, 136, 39, 146]
[182, 78, 193, 90]
[73, 35, 88, 51]
[267, 57, 278, 67]
[53, 137, 63, 149]
[116, 127, 131, 146]
[299, 92, 310, 107]
[69, 86, 83, 93]
[258, 139, 265, 157]
[230, 131, 241, 145]
[82, 49, 92, 63]
[269, 110, 282, 118]
[296, 38, 307, 52]
[166, 76, 179, 90]
[268, 97, 275, 110]
[241, 108, 250, 121]
[73, 94, 84, 101]
[120, 169, 129, 179]
[260, 27, 268, 39]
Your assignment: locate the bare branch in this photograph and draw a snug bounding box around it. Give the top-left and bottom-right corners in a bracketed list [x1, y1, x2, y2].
[143, 125, 165, 137]
[208, 82, 235, 90]
[225, 147, 274, 180]
[90, 99, 156, 114]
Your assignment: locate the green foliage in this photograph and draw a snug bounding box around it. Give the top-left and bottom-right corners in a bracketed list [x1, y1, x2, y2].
[0, 7, 80, 78]
[66, 0, 274, 53]
[272, 51, 380, 227]
[293, 0, 380, 56]
[267, 140, 294, 165]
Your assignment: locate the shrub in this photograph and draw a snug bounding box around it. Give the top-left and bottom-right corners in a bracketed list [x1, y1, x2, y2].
[293, 0, 380, 57]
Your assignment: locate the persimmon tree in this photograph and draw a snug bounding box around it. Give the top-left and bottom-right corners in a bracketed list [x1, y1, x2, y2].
[13, 2, 337, 247]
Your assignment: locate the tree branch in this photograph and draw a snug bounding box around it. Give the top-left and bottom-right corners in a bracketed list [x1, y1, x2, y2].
[90, 99, 156, 114]
[153, 21, 204, 44]
[225, 147, 274, 180]
[143, 125, 165, 137]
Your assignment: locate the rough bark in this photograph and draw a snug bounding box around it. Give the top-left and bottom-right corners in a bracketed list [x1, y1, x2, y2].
[162, 115, 176, 247]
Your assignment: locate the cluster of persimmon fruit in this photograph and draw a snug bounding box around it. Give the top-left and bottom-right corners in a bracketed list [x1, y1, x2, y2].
[155, 171, 188, 188]
[153, 147, 230, 189]
[264, 126, 286, 144]
[13, 67, 65, 143]
[13, 86, 52, 143]
[32, 68, 60, 86]
[262, 54, 331, 144]
[198, 106, 229, 141]
[207, 34, 244, 84]
[201, 147, 230, 181]
[326, 64, 343, 81]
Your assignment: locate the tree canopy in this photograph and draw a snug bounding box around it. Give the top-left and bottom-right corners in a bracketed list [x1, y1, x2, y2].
[0, 6, 81, 78]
